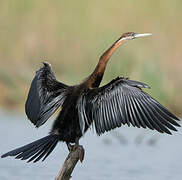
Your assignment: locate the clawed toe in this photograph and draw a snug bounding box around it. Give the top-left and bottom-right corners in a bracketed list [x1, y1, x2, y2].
[77, 145, 85, 162]
[73, 145, 85, 162]
[66, 143, 85, 162]
[66, 143, 74, 152]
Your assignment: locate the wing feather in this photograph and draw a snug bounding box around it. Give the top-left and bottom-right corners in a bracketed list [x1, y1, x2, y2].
[130, 96, 146, 128]
[78, 77, 180, 135]
[25, 62, 68, 127]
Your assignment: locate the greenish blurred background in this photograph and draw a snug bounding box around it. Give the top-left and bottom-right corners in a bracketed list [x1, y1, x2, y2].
[0, 0, 182, 115]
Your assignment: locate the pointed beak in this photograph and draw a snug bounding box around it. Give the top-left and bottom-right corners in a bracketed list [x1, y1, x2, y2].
[134, 33, 152, 39]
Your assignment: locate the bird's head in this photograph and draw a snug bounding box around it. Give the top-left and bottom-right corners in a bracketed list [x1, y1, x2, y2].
[118, 32, 152, 43]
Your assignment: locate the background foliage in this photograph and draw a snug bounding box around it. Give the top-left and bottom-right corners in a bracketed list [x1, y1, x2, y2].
[0, 0, 181, 115]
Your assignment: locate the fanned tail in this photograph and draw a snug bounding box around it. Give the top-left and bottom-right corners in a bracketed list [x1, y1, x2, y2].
[1, 134, 59, 163]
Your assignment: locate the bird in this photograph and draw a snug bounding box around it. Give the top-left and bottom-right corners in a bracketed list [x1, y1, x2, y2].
[1, 32, 180, 163]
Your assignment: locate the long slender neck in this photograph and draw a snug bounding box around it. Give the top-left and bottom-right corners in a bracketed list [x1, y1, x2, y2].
[86, 38, 127, 88]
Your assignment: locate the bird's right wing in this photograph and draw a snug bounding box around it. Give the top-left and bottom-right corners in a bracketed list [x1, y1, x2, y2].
[25, 62, 69, 127]
[78, 77, 180, 135]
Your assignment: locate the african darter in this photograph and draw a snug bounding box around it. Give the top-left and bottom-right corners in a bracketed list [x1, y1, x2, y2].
[1, 32, 180, 163]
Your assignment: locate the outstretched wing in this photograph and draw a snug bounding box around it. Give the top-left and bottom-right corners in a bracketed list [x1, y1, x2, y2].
[25, 62, 69, 127]
[78, 77, 180, 135]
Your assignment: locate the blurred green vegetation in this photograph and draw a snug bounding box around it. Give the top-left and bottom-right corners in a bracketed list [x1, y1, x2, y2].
[0, 0, 182, 115]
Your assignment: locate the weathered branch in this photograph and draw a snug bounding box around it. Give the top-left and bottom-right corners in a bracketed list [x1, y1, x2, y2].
[55, 145, 85, 180]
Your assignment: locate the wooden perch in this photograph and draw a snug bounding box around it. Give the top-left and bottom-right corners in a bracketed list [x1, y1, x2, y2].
[55, 145, 85, 180]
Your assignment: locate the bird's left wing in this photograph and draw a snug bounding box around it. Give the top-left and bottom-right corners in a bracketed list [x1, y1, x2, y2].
[77, 77, 180, 135]
[25, 62, 69, 127]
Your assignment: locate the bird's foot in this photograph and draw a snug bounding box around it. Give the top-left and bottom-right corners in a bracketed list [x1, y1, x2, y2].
[66, 143, 85, 162]
[75, 144, 85, 163]
[66, 143, 74, 152]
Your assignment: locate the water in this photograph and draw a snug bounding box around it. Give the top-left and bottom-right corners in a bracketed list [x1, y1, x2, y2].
[0, 111, 182, 180]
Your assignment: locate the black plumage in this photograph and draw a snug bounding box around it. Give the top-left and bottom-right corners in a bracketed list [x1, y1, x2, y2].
[25, 62, 68, 127]
[1, 32, 180, 163]
[78, 77, 179, 135]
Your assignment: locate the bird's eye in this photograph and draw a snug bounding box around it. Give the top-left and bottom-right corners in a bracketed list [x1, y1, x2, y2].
[131, 33, 135, 39]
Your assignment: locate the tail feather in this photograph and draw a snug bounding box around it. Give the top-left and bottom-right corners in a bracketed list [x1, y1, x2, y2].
[1, 134, 59, 163]
[15, 136, 56, 160]
[15, 142, 46, 160]
[33, 141, 55, 163]
[42, 140, 58, 161]
[27, 140, 55, 163]
[2, 135, 52, 158]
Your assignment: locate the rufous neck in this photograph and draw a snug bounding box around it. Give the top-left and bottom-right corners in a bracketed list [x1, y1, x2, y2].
[86, 38, 127, 88]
